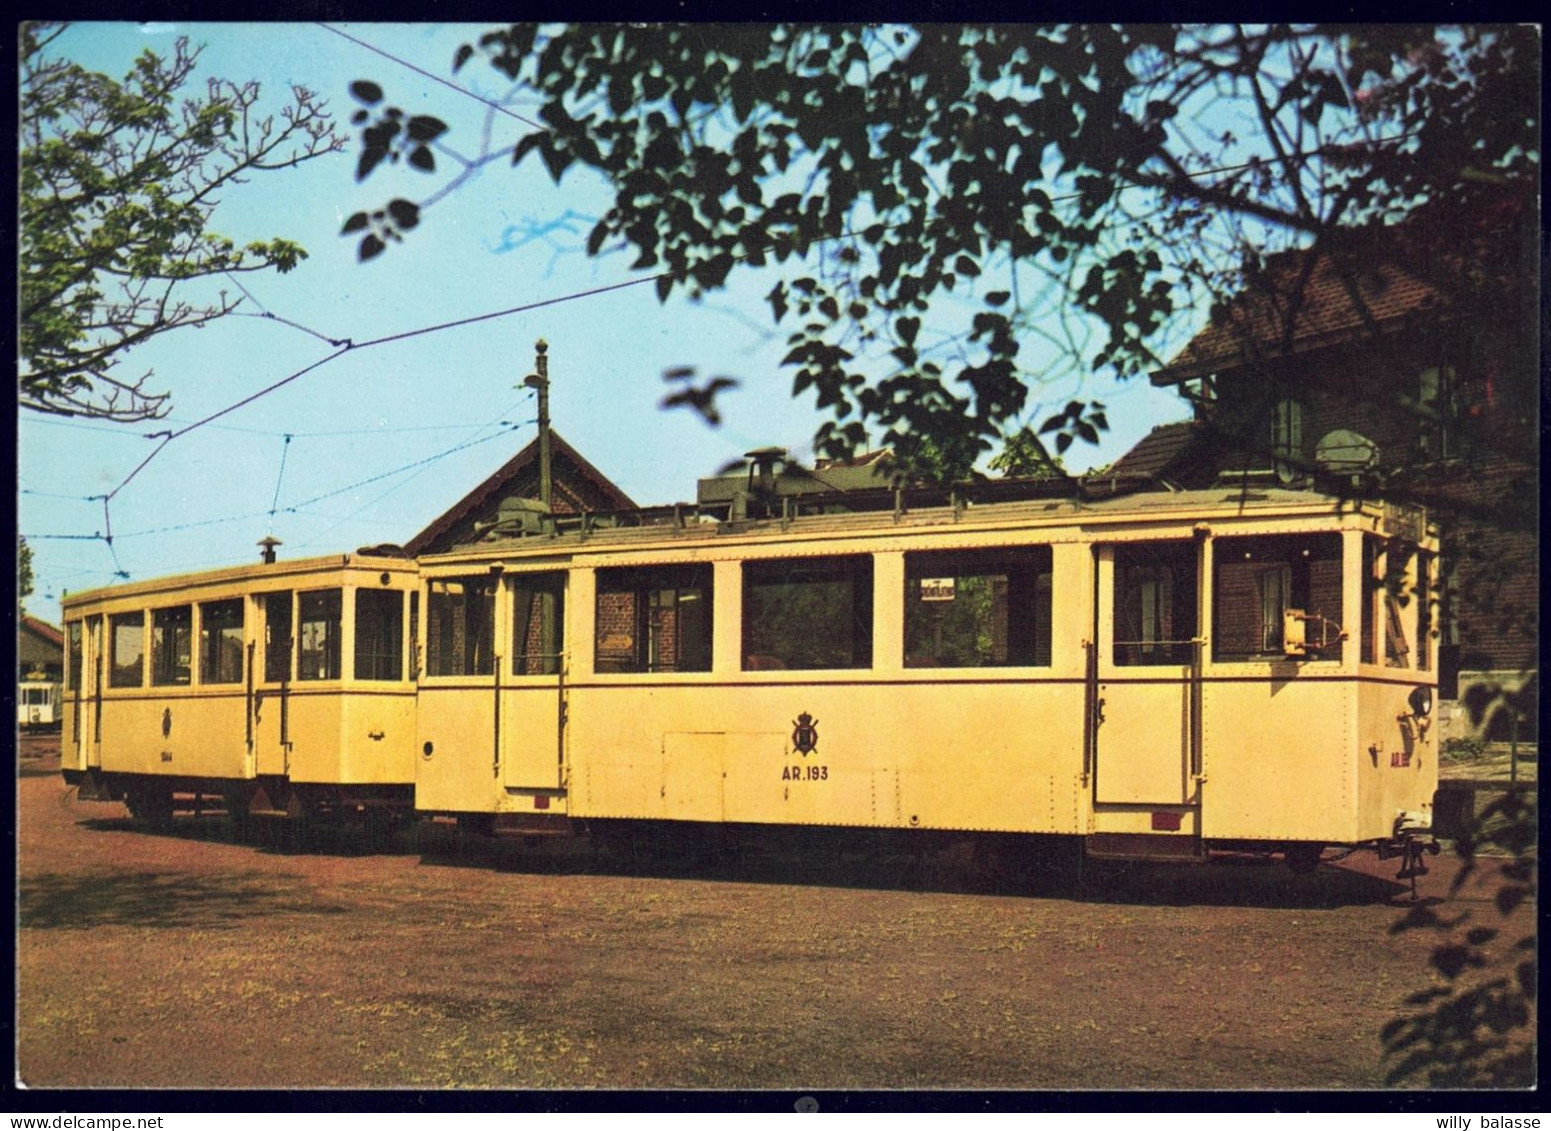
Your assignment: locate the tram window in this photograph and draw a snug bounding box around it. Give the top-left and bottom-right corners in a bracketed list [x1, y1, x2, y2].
[744, 556, 872, 670]
[1417, 550, 1433, 672]
[264, 593, 293, 683]
[595, 564, 713, 673]
[427, 577, 496, 677]
[355, 589, 404, 681]
[1382, 542, 1415, 669]
[297, 590, 343, 681]
[409, 591, 420, 679]
[511, 573, 565, 676]
[110, 612, 145, 687]
[199, 600, 244, 684]
[1213, 535, 1343, 662]
[66, 622, 82, 692]
[905, 547, 1051, 668]
[151, 606, 193, 686]
[1114, 543, 1197, 666]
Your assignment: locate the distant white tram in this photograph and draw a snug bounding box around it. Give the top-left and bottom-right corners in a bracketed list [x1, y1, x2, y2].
[18, 678, 62, 731]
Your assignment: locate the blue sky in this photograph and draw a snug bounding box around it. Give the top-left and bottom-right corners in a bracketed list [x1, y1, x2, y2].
[19, 22, 1197, 626]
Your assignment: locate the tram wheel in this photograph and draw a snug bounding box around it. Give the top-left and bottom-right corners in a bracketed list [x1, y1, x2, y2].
[124, 785, 174, 832]
[1285, 843, 1324, 874]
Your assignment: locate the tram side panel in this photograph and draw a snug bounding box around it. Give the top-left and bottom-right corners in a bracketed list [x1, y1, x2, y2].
[1198, 677, 1356, 843]
[95, 692, 250, 782]
[281, 690, 418, 785]
[1354, 676, 1437, 837]
[567, 679, 1086, 834]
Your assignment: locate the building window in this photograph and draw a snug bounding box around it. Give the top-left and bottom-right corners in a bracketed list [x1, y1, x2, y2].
[1212, 534, 1343, 661]
[905, 547, 1051, 668]
[744, 556, 872, 670]
[297, 590, 342, 681]
[199, 600, 245, 684]
[354, 589, 404, 681]
[511, 573, 565, 676]
[1271, 397, 1304, 472]
[595, 564, 713, 674]
[151, 606, 193, 686]
[1417, 365, 1453, 459]
[427, 577, 496, 677]
[1114, 543, 1197, 666]
[110, 612, 145, 687]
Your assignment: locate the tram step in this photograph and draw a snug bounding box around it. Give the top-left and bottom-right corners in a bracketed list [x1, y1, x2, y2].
[1084, 832, 1206, 862]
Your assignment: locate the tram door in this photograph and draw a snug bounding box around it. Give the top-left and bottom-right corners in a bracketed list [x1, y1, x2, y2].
[1092, 541, 1203, 806]
[82, 616, 103, 769]
[252, 592, 293, 777]
[499, 572, 566, 791]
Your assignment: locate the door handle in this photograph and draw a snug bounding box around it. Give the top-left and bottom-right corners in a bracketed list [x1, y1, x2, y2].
[1094, 697, 1106, 727]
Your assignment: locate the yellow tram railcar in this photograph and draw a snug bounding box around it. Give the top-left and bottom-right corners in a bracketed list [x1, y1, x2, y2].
[61, 552, 421, 828]
[413, 488, 1440, 869]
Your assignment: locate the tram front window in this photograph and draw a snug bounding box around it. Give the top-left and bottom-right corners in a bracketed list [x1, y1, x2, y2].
[427, 577, 496, 677]
[110, 612, 145, 687]
[151, 605, 193, 685]
[200, 599, 244, 684]
[355, 589, 404, 681]
[596, 564, 712, 674]
[744, 556, 872, 670]
[298, 590, 343, 681]
[904, 547, 1051, 668]
[1113, 543, 1197, 666]
[1213, 534, 1343, 662]
[511, 573, 564, 676]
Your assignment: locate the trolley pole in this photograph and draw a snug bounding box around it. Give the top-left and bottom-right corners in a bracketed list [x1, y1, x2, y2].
[524, 340, 553, 512]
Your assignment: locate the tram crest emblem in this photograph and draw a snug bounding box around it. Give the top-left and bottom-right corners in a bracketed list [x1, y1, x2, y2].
[791, 712, 819, 756]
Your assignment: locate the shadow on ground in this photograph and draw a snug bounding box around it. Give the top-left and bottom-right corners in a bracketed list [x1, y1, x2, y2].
[19, 869, 348, 931]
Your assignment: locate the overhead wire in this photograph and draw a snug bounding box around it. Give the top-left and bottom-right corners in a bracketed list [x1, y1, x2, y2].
[31, 21, 1426, 590]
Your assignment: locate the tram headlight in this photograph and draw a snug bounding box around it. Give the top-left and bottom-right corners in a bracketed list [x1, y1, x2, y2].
[1408, 685, 1433, 718]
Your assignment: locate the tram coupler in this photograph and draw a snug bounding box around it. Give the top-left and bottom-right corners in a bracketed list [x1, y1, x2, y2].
[1376, 822, 1442, 899]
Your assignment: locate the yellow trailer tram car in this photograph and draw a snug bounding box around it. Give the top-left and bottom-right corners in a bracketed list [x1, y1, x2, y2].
[61, 486, 1441, 875]
[62, 552, 421, 832]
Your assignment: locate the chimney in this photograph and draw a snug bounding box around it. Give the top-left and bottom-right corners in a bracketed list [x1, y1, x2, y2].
[257, 535, 281, 565]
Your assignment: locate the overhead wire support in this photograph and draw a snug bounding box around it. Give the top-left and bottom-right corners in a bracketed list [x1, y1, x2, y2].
[269, 433, 295, 521]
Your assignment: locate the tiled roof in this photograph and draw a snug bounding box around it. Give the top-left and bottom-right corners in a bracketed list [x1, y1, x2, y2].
[20, 615, 64, 647]
[405, 430, 637, 556]
[1102, 421, 1200, 482]
[1154, 247, 1448, 383]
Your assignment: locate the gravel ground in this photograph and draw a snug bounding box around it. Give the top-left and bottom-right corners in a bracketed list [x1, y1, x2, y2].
[15, 740, 1535, 1095]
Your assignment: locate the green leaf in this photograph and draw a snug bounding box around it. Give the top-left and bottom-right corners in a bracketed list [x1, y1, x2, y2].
[359, 233, 386, 261]
[350, 80, 384, 104]
[340, 212, 369, 234]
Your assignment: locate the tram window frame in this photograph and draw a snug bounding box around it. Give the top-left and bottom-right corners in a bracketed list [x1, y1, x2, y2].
[263, 593, 293, 683]
[426, 576, 497, 677]
[66, 622, 82, 693]
[297, 589, 343, 681]
[1212, 534, 1343, 662]
[109, 611, 145, 687]
[595, 563, 713, 674]
[199, 599, 245, 684]
[744, 555, 873, 671]
[511, 573, 565, 676]
[151, 605, 193, 686]
[1113, 542, 1198, 667]
[354, 589, 404, 682]
[904, 546, 1052, 669]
